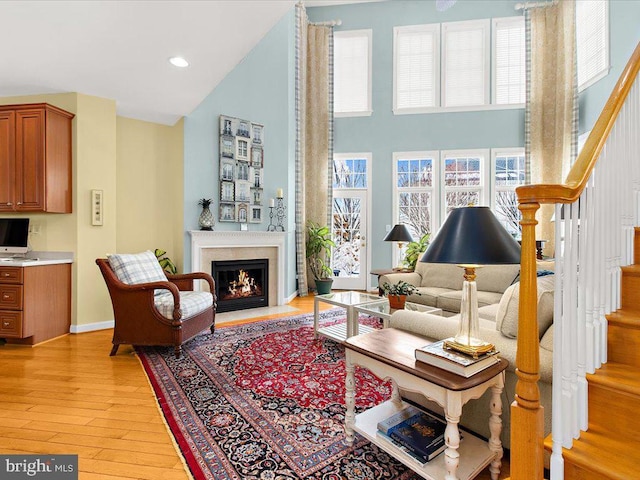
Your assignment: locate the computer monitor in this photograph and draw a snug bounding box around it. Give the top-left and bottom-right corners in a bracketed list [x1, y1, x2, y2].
[0, 218, 30, 255]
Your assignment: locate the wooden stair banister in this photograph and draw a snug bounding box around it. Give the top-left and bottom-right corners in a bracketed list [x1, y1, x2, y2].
[510, 41, 640, 480]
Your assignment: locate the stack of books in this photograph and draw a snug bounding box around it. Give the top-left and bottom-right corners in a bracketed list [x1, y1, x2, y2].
[376, 404, 447, 464]
[415, 338, 500, 378]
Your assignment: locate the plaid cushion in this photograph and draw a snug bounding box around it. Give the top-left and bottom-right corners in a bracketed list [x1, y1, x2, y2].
[108, 251, 168, 296]
[154, 291, 214, 320]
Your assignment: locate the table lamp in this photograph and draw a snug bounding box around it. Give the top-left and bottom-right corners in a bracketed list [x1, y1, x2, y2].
[420, 206, 521, 357]
[383, 224, 413, 270]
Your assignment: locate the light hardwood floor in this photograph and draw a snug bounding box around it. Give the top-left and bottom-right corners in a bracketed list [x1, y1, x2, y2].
[0, 295, 508, 479]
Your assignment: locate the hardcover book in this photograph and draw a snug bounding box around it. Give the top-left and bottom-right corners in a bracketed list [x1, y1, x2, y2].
[415, 338, 499, 378]
[378, 407, 447, 462]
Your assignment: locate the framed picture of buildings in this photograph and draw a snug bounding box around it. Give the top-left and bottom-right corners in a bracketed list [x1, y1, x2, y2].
[219, 115, 264, 224]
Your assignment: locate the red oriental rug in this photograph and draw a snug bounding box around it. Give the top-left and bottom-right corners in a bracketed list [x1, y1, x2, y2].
[137, 309, 420, 479]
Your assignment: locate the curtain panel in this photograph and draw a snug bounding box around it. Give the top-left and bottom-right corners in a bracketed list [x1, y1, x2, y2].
[525, 0, 577, 256]
[295, 3, 334, 295]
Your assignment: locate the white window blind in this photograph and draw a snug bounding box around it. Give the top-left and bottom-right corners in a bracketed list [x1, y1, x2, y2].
[334, 30, 372, 115]
[493, 17, 525, 105]
[442, 20, 489, 108]
[577, 0, 608, 90]
[394, 25, 440, 111]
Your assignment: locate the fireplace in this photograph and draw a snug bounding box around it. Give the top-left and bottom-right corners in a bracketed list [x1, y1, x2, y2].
[212, 259, 269, 313]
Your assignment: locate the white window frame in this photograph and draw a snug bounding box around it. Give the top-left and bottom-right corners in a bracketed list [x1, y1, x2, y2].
[492, 16, 526, 106]
[577, 0, 609, 91]
[392, 151, 441, 231]
[491, 147, 525, 237]
[441, 19, 491, 109]
[441, 149, 490, 220]
[393, 24, 441, 114]
[333, 29, 373, 118]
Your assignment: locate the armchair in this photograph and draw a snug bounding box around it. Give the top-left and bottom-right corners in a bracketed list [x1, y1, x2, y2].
[96, 251, 216, 358]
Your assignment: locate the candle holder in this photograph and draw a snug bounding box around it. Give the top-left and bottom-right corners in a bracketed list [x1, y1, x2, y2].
[267, 206, 277, 231]
[275, 198, 286, 231]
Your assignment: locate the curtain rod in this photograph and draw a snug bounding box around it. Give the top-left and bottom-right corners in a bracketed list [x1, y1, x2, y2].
[514, 0, 557, 11]
[310, 19, 342, 26]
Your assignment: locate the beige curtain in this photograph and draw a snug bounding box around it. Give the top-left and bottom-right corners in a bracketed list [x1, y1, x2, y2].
[527, 0, 576, 256]
[295, 4, 333, 295]
[304, 26, 332, 228]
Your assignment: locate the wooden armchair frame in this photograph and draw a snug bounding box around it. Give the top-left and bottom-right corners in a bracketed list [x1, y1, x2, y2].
[96, 258, 216, 358]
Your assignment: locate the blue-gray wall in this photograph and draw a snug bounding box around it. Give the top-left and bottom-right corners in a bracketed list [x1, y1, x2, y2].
[308, 0, 525, 271]
[183, 9, 297, 297]
[183, 0, 640, 293]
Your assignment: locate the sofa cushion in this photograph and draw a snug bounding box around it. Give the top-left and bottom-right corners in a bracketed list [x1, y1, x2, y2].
[437, 290, 503, 313]
[409, 287, 453, 308]
[478, 303, 499, 322]
[108, 250, 167, 296]
[154, 291, 214, 320]
[496, 274, 555, 339]
[475, 264, 520, 294]
[418, 263, 464, 290]
[540, 324, 554, 351]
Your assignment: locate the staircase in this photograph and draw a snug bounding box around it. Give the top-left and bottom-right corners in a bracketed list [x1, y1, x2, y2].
[543, 227, 640, 479]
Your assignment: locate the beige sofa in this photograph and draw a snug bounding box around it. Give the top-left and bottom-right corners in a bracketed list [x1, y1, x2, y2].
[379, 262, 555, 450]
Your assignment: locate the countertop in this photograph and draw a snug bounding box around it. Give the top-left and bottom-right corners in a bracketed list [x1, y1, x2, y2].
[0, 251, 74, 267]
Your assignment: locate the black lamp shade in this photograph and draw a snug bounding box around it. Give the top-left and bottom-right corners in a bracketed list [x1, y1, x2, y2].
[383, 224, 413, 242]
[420, 206, 520, 265]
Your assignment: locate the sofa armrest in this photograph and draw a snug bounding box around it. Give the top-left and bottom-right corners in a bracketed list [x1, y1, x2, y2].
[378, 272, 422, 290]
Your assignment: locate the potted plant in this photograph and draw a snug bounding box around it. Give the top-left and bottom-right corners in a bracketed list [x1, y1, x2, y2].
[306, 222, 336, 295]
[381, 280, 420, 309]
[403, 233, 430, 270]
[154, 248, 177, 274]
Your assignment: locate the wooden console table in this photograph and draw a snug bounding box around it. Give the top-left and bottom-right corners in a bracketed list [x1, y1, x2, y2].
[344, 328, 507, 480]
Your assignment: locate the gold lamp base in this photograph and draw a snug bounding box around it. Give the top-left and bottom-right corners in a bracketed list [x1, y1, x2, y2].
[443, 339, 496, 359]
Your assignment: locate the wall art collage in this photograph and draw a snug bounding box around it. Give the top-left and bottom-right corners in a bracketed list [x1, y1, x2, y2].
[218, 115, 264, 224]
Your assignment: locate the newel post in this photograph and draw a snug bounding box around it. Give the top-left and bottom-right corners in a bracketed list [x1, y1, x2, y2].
[510, 201, 545, 480]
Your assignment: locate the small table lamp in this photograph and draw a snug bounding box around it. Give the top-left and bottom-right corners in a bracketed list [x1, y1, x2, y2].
[383, 224, 413, 270]
[420, 206, 520, 357]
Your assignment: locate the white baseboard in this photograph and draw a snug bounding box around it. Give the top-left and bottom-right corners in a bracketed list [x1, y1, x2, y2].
[70, 320, 114, 334]
[285, 291, 298, 304]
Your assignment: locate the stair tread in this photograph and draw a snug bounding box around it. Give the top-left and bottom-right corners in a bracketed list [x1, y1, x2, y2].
[587, 362, 640, 396]
[607, 309, 640, 326]
[557, 429, 640, 480]
[621, 264, 640, 276]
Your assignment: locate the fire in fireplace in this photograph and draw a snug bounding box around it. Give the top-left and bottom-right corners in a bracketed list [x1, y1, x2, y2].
[211, 259, 268, 312]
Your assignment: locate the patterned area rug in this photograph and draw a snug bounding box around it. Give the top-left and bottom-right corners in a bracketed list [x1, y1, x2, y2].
[138, 309, 420, 479]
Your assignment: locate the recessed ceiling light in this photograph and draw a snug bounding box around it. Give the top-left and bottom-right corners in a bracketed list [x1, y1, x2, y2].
[169, 57, 189, 68]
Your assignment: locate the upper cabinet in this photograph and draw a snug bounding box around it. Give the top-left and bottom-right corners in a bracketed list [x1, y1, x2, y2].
[0, 103, 74, 213]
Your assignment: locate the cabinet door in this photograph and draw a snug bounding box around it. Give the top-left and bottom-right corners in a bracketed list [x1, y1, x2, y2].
[15, 108, 45, 211]
[0, 111, 15, 211]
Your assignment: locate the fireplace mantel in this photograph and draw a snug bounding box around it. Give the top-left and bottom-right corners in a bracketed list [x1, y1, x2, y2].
[189, 231, 286, 306]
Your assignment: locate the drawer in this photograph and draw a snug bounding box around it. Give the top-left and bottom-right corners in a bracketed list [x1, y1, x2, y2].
[0, 267, 23, 284]
[0, 310, 22, 337]
[0, 285, 22, 310]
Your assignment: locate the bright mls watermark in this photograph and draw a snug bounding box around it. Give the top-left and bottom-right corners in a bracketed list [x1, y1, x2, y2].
[0, 455, 78, 479]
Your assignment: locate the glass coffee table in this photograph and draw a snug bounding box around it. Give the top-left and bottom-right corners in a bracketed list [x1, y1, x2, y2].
[355, 299, 443, 328]
[313, 291, 382, 342]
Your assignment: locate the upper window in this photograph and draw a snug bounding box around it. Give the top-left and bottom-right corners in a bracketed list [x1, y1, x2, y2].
[442, 20, 490, 108]
[577, 0, 609, 90]
[334, 30, 373, 117]
[493, 17, 525, 105]
[333, 156, 368, 189]
[393, 24, 440, 112]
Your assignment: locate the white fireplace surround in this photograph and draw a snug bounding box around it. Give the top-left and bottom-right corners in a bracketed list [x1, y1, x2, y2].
[190, 231, 286, 306]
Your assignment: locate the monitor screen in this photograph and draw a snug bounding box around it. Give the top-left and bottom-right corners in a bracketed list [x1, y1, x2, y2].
[0, 218, 30, 254]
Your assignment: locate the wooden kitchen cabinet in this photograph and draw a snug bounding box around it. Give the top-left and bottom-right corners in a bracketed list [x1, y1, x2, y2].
[0, 263, 72, 345]
[0, 103, 74, 213]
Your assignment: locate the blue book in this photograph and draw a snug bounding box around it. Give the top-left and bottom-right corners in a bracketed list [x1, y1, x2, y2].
[386, 410, 447, 462]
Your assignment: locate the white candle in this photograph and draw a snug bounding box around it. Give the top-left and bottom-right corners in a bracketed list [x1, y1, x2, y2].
[276, 188, 284, 199]
[269, 198, 275, 208]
